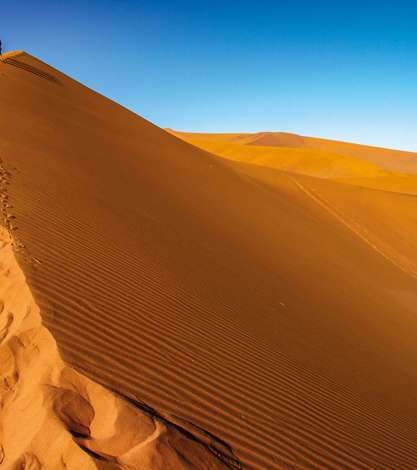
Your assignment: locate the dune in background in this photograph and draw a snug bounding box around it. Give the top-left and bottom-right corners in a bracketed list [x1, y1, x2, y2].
[171, 130, 417, 193]
[2, 52, 417, 469]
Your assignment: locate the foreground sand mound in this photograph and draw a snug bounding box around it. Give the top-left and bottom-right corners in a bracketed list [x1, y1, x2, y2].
[2, 52, 417, 469]
[0, 190, 235, 469]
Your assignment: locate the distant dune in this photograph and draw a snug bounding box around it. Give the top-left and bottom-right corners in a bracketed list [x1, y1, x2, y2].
[172, 130, 417, 191]
[2, 52, 417, 469]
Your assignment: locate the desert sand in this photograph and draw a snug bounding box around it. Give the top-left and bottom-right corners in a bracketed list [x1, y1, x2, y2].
[2, 52, 417, 469]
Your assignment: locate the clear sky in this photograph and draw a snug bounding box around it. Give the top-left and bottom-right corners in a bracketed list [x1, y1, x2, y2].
[2, 1, 417, 150]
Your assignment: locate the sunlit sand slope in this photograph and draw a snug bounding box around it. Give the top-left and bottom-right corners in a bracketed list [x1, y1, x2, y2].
[334, 174, 417, 194]
[2, 53, 417, 469]
[172, 131, 417, 194]
[168, 137, 391, 179]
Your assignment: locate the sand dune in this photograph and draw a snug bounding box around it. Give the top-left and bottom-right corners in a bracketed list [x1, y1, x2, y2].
[167, 137, 391, 179]
[171, 130, 417, 191]
[0, 228, 231, 470]
[172, 129, 417, 171]
[333, 174, 417, 195]
[2, 52, 417, 469]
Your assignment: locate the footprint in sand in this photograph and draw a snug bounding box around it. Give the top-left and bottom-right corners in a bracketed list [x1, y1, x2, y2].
[16, 452, 42, 470]
[0, 313, 14, 344]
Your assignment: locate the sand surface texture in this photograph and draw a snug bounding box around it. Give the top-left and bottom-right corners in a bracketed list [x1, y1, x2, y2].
[2, 52, 417, 469]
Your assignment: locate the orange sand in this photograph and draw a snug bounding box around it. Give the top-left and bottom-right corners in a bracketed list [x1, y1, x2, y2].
[2, 52, 417, 469]
[171, 130, 417, 193]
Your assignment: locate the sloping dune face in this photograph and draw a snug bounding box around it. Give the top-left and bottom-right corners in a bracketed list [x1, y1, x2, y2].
[0, 227, 230, 470]
[2, 53, 417, 469]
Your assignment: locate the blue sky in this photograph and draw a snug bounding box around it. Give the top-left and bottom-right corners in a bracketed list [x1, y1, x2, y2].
[3, 1, 417, 150]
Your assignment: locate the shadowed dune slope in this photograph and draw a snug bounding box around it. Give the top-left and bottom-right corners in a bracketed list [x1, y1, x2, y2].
[2, 53, 417, 469]
[0, 226, 234, 470]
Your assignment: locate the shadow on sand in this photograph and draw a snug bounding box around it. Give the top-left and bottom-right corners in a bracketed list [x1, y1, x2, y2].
[2, 56, 61, 85]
